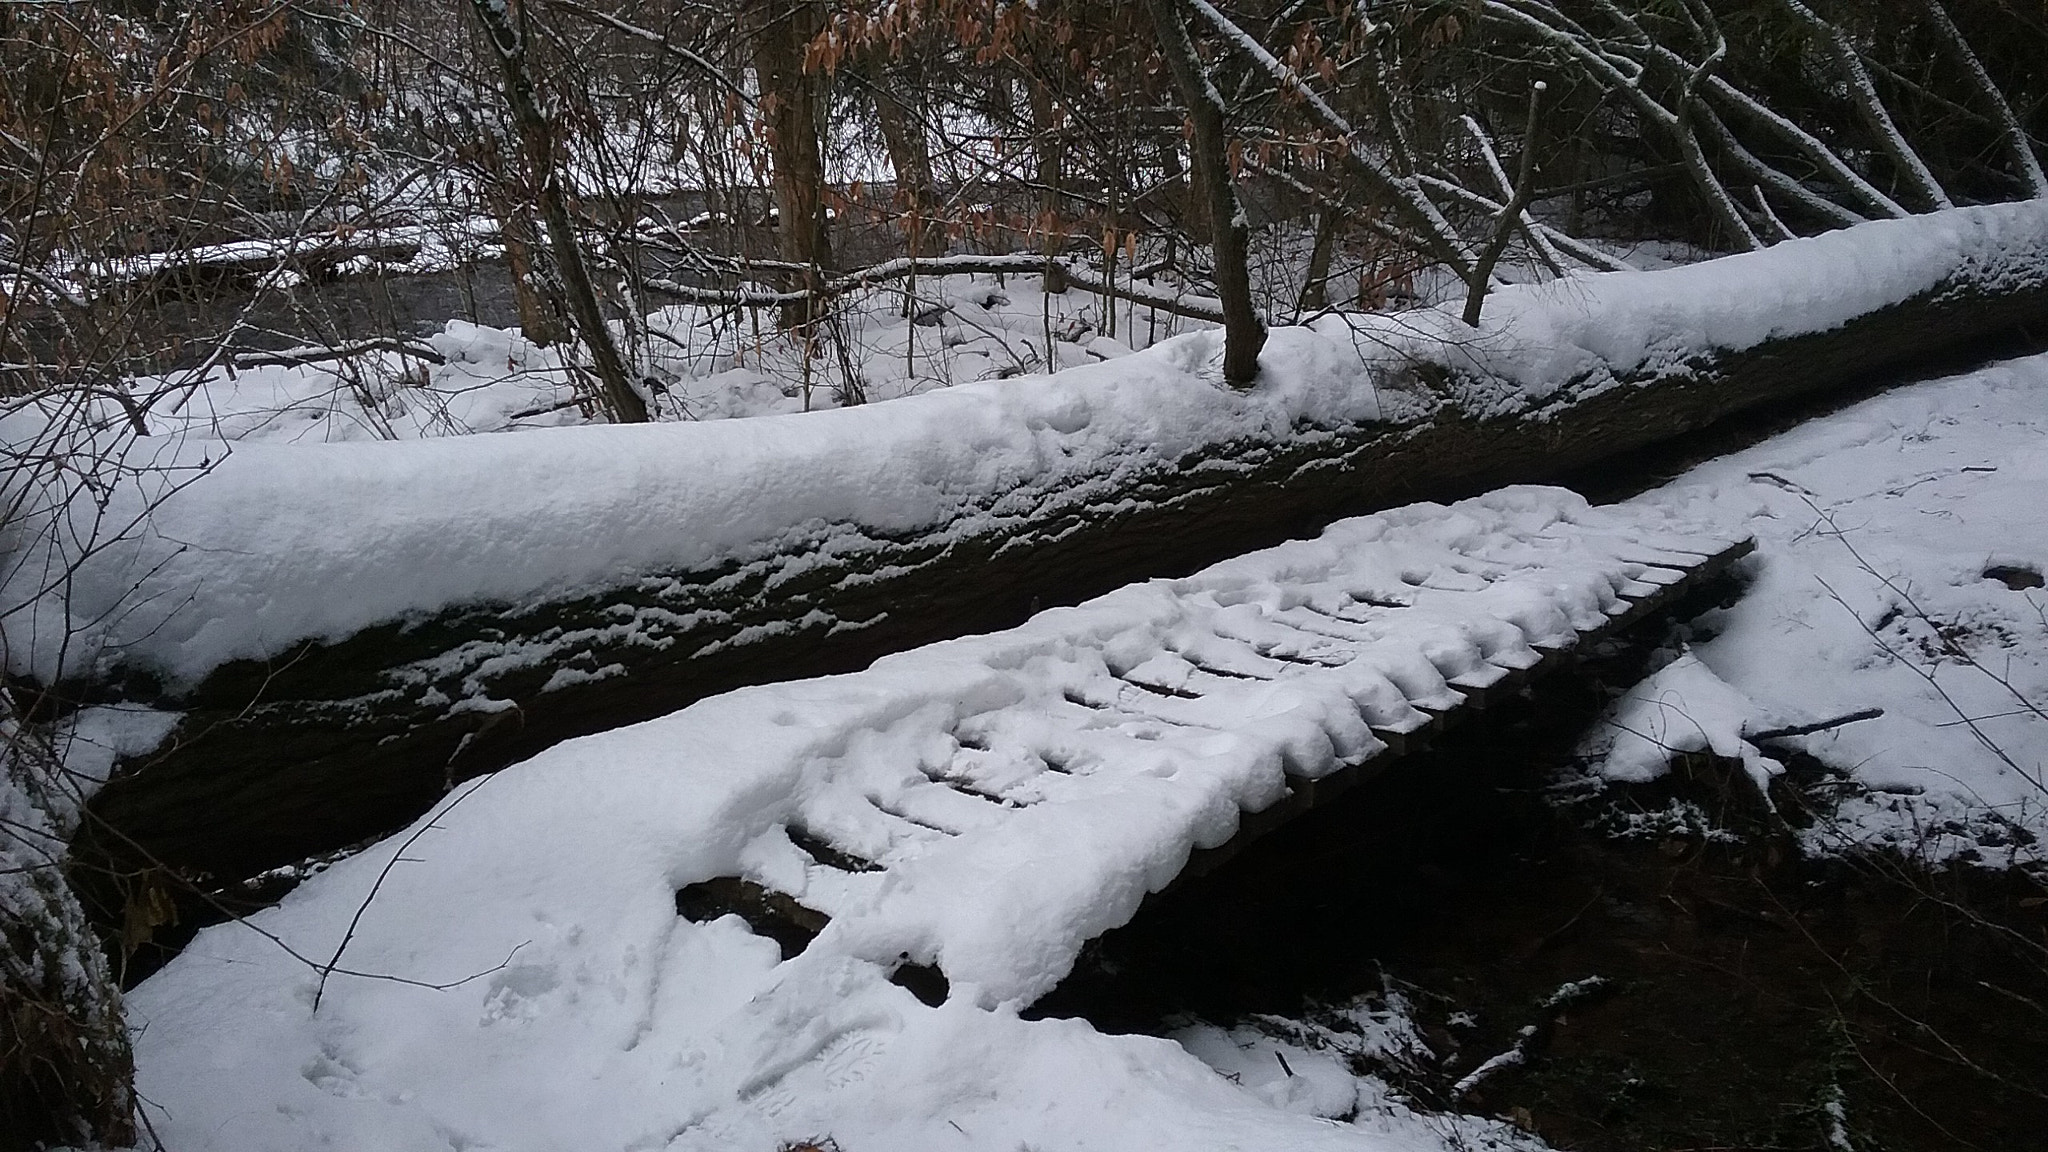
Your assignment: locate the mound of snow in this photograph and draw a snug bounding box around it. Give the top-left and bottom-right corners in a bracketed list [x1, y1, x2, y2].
[1578, 649, 1783, 796]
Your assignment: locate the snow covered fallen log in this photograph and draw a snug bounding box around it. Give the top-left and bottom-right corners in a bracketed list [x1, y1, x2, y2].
[125, 486, 1741, 1152]
[30, 198, 2048, 886]
[70, 218, 499, 294]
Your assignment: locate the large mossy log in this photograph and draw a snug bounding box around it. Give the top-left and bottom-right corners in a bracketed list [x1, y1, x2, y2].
[82, 266, 2048, 894]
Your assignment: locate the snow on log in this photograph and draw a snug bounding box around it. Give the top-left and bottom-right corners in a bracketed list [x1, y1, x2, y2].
[30, 199, 2048, 884]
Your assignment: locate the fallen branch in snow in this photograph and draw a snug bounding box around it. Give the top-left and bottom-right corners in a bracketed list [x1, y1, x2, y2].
[1815, 571, 2048, 800]
[228, 337, 447, 370]
[507, 395, 590, 421]
[1449, 977, 1609, 1101]
[74, 794, 530, 1003]
[0, 257, 91, 309]
[645, 252, 1229, 324]
[1749, 709, 1885, 742]
[83, 231, 435, 293]
[313, 773, 495, 1010]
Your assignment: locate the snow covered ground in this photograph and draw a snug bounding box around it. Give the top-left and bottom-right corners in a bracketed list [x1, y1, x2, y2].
[1600, 351, 2048, 865]
[138, 272, 1203, 442]
[123, 487, 1734, 1152]
[125, 199, 2048, 445]
[121, 346, 2048, 1152]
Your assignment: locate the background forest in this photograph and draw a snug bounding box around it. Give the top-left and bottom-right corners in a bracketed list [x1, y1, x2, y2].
[4, 1, 2046, 1148]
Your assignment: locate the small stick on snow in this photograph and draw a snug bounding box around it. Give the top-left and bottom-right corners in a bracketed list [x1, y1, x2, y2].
[1749, 709, 1884, 741]
[230, 337, 447, 370]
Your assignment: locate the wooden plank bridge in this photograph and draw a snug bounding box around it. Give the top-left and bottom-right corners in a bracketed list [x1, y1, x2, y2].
[666, 488, 1754, 1003]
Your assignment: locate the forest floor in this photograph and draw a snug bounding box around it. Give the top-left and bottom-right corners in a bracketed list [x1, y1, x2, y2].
[117, 349, 2048, 1152]
[1043, 628, 2048, 1152]
[1041, 348, 2048, 1152]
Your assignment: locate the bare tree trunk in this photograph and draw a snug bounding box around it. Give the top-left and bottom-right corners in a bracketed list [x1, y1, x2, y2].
[500, 216, 568, 346]
[1184, 0, 1477, 280]
[472, 130, 570, 346]
[1161, 137, 1209, 246]
[868, 57, 935, 259]
[1145, 0, 1264, 387]
[1463, 85, 1546, 327]
[750, 0, 833, 332]
[1297, 205, 1342, 314]
[1920, 0, 2048, 198]
[468, 0, 648, 423]
[1027, 74, 1069, 294]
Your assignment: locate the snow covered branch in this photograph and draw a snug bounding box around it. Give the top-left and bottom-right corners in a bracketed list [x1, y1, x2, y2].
[647, 253, 1230, 325]
[228, 337, 447, 371]
[1180, 0, 1479, 278]
[1918, 0, 2048, 198]
[1779, 0, 1952, 211]
[1144, 0, 1265, 384]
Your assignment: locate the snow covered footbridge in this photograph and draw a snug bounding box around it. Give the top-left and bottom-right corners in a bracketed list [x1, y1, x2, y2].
[655, 489, 1751, 995]
[132, 486, 1749, 1150]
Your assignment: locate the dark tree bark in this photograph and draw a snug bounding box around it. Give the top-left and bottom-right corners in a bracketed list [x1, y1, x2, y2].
[1144, 0, 1265, 387]
[1297, 205, 1343, 314]
[468, 0, 649, 422]
[1026, 73, 1069, 294]
[472, 126, 568, 346]
[867, 56, 936, 259]
[750, 0, 834, 332]
[499, 214, 568, 347]
[1464, 85, 1547, 328]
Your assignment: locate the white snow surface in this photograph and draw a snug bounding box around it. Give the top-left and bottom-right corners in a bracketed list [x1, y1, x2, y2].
[121, 317, 2048, 1152]
[1443, 196, 2048, 413]
[135, 275, 1201, 443]
[1172, 1006, 1548, 1151]
[129, 487, 1734, 1152]
[13, 200, 2048, 689]
[1579, 650, 1786, 796]
[1622, 351, 2048, 861]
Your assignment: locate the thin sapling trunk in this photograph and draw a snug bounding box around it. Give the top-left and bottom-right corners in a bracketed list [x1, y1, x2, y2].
[1145, 0, 1265, 387]
[468, 0, 648, 423]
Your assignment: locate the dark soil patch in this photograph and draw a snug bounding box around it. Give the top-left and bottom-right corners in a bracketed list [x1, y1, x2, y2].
[1031, 648, 2048, 1152]
[1984, 563, 2046, 591]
